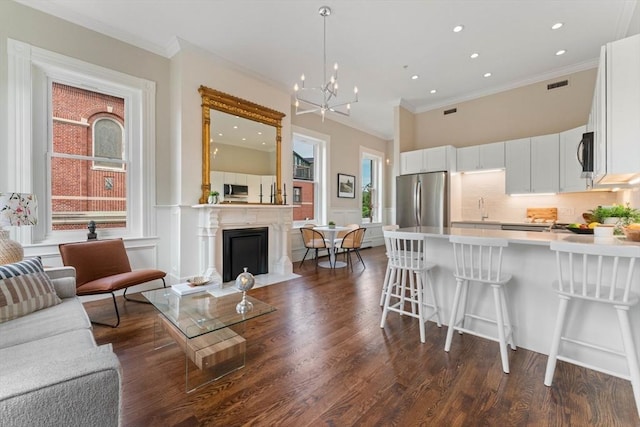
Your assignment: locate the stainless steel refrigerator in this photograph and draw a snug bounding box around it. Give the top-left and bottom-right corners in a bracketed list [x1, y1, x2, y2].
[396, 171, 449, 228]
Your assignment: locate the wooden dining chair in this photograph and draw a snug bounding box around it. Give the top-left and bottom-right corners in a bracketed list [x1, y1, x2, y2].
[299, 227, 332, 269]
[337, 227, 366, 269]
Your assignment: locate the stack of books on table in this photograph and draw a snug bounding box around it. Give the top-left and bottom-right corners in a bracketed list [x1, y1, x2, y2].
[171, 282, 218, 296]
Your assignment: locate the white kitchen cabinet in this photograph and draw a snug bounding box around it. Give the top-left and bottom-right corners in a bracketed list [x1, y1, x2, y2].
[593, 34, 640, 184]
[246, 174, 261, 203]
[456, 142, 505, 172]
[505, 138, 531, 194]
[505, 135, 559, 194]
[223, 172, 247, 186]
[530, 134, 559, 193]
[559, 125, 588, 193]
[400, 145, 456, 174]
[210, 171, 224, 198]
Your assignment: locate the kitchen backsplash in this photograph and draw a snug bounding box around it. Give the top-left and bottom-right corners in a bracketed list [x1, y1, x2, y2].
[451, 170, 629, 224]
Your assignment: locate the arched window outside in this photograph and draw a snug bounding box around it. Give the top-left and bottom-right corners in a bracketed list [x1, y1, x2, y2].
[93, 117, 124, 170]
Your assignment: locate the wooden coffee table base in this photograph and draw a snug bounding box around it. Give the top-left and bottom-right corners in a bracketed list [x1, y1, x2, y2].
[156, 315, 247, 392]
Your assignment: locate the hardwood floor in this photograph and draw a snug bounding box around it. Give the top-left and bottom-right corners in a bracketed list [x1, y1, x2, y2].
[88, 246, 639, 426]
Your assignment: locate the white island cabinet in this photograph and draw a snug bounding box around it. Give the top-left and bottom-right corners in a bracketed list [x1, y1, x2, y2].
[398, 226, 640, 378]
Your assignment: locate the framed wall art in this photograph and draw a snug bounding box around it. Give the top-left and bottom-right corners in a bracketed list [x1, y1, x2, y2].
[337, 173, 356, 198]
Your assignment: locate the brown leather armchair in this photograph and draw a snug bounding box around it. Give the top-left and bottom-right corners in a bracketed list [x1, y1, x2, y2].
[58, 238, 166, 327]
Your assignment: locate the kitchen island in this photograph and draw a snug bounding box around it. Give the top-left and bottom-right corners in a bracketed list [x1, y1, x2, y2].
[398, 226, 640, 377]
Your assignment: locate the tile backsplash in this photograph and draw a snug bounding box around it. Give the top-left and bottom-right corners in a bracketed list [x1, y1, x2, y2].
[451, 170, 625, 223]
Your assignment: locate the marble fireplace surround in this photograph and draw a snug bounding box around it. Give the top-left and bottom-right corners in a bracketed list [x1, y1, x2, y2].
[193, 204, 293, 285]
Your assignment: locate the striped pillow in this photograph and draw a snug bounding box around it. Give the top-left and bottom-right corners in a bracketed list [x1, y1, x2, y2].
[0, 257, 62, 323]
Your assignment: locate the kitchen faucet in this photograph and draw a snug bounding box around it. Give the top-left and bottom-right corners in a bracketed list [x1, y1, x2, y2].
[479, 197, 489, 221]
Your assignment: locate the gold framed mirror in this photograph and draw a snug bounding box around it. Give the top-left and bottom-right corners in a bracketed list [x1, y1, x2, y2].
[199, 85, 286, 204]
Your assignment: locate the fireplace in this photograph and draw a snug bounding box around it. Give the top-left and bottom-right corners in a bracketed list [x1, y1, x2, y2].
[222, 227, 268, 282]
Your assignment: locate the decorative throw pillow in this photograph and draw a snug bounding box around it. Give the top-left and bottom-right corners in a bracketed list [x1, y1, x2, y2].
[0, 257, 62, 323]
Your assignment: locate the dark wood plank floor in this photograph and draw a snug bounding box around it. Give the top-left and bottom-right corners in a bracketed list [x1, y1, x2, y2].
[88, 246, 639, 426]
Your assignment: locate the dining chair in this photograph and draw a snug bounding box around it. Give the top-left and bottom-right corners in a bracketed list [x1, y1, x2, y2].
[337, 227, 366, 269]
[299, 227, 332, 269]
[545, 240, 640, 418]
[380, 230, 442, 343]
[444, 235, 515, 373]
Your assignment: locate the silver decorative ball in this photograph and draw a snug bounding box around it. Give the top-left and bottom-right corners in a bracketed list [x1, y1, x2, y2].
[235, 267, 255, 292]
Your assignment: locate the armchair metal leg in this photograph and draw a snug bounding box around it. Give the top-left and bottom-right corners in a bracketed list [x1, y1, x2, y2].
[300, 248, 311, 268]
[123, 278, 167, 303]
[88, 292, 120, 328]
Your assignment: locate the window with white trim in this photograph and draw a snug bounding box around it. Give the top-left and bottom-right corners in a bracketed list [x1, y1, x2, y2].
[292, 131, 327, 226]
[361, 148, 383, 224]
[7, 39, 156, 244]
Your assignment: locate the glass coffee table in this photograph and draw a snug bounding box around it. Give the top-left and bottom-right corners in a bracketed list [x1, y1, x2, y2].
[143, 288, 275, 392]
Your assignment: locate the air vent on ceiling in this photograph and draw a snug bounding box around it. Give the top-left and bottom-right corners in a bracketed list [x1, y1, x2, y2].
[443, 108, 457, 115]
[547, 80, 569, 90]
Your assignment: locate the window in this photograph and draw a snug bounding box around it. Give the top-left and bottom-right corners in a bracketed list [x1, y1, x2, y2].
[7, 39, 156, 244]
[292, 128, 328, 225]
[361, 148, 383, 223]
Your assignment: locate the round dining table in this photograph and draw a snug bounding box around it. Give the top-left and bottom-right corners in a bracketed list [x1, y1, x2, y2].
[313, 225, 349, 268]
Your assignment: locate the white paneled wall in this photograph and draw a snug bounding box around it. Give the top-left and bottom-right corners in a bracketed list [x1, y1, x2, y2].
[455, 170, 621, 223]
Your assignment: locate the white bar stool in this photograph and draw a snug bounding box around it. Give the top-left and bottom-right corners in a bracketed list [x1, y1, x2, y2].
[380, 230, 442, 343]
[380, 225, 400, 306]
[444, 235, 515, 373]
[545, 240, 640, 418]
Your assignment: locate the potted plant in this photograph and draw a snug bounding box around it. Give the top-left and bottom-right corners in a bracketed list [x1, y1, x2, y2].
[328, 221, 336, 229]
[588, 203, 640, 233]
[208, 191, 220, 204]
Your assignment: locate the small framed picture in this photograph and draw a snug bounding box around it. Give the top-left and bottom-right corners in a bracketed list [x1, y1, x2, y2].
[337, 173, 356, 198]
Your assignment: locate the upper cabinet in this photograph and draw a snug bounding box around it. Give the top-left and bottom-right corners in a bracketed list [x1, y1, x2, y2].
[457, 141, 505, 172]
[400, 145, 456, 175]
[505, 134, 559, 194]
[592, 34, 640, 184]
[559, 125, 588, 193]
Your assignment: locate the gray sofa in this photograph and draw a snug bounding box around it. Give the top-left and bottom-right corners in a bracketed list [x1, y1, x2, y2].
[0, 266, 122, 427]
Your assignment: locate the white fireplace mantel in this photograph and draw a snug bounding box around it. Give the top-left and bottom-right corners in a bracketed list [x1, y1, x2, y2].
[193, 204, 293, 285]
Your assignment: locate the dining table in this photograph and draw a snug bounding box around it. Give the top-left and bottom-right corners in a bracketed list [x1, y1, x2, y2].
[313, 225, 349, 268]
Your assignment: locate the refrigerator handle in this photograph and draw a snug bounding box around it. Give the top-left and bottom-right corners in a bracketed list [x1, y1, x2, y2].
[416, 180, 422, 227]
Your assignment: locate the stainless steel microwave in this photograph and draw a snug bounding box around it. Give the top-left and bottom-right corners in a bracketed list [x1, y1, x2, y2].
[224, 184, 249, 197]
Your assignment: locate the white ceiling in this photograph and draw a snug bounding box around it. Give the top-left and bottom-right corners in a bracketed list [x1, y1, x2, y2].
[16, 0, 638, 140]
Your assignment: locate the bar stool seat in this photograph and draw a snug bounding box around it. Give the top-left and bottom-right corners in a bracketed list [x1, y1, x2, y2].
[544, 240, 640, 418]
[444, 235, 516, 373]
[380, 230, 442, 343]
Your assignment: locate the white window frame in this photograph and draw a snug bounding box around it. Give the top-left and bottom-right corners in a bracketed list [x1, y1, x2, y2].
[292, 126, 329, 227]
[360, 147, 384, 224]
[7, 39, 156, 244]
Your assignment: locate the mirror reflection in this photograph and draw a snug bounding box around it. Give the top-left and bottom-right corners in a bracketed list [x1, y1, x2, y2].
[198, 85, 285, 204]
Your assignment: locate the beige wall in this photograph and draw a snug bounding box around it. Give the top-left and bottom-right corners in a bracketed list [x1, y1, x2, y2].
[212, 143, 275, 175]
[412, 68, 597, 149]
[292, 111, 390, 209]
[171, 45, 292, 205]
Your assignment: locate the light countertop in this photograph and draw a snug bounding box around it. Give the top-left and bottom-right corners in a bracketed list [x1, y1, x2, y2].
[398, 226, 640, 247]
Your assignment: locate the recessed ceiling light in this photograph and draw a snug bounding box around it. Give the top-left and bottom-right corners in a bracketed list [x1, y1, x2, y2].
[453, 25, 464, 33]
[218, 133, 223, 136]
[470, 53, 479, 59]
[411, 74, 419, 80]
[555, 49, 566, 56]
[233, 125, 238, 129]
[483, 72, 492, 78]
[262, 142, 266, 145]
[551, 22, 563, 30]
[257, 132, 262, 135]
[242, 138, 246, 141]
[430, 89, 437, 94]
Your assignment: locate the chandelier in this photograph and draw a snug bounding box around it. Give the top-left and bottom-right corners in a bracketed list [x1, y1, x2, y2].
[294, 6, 358, 120]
